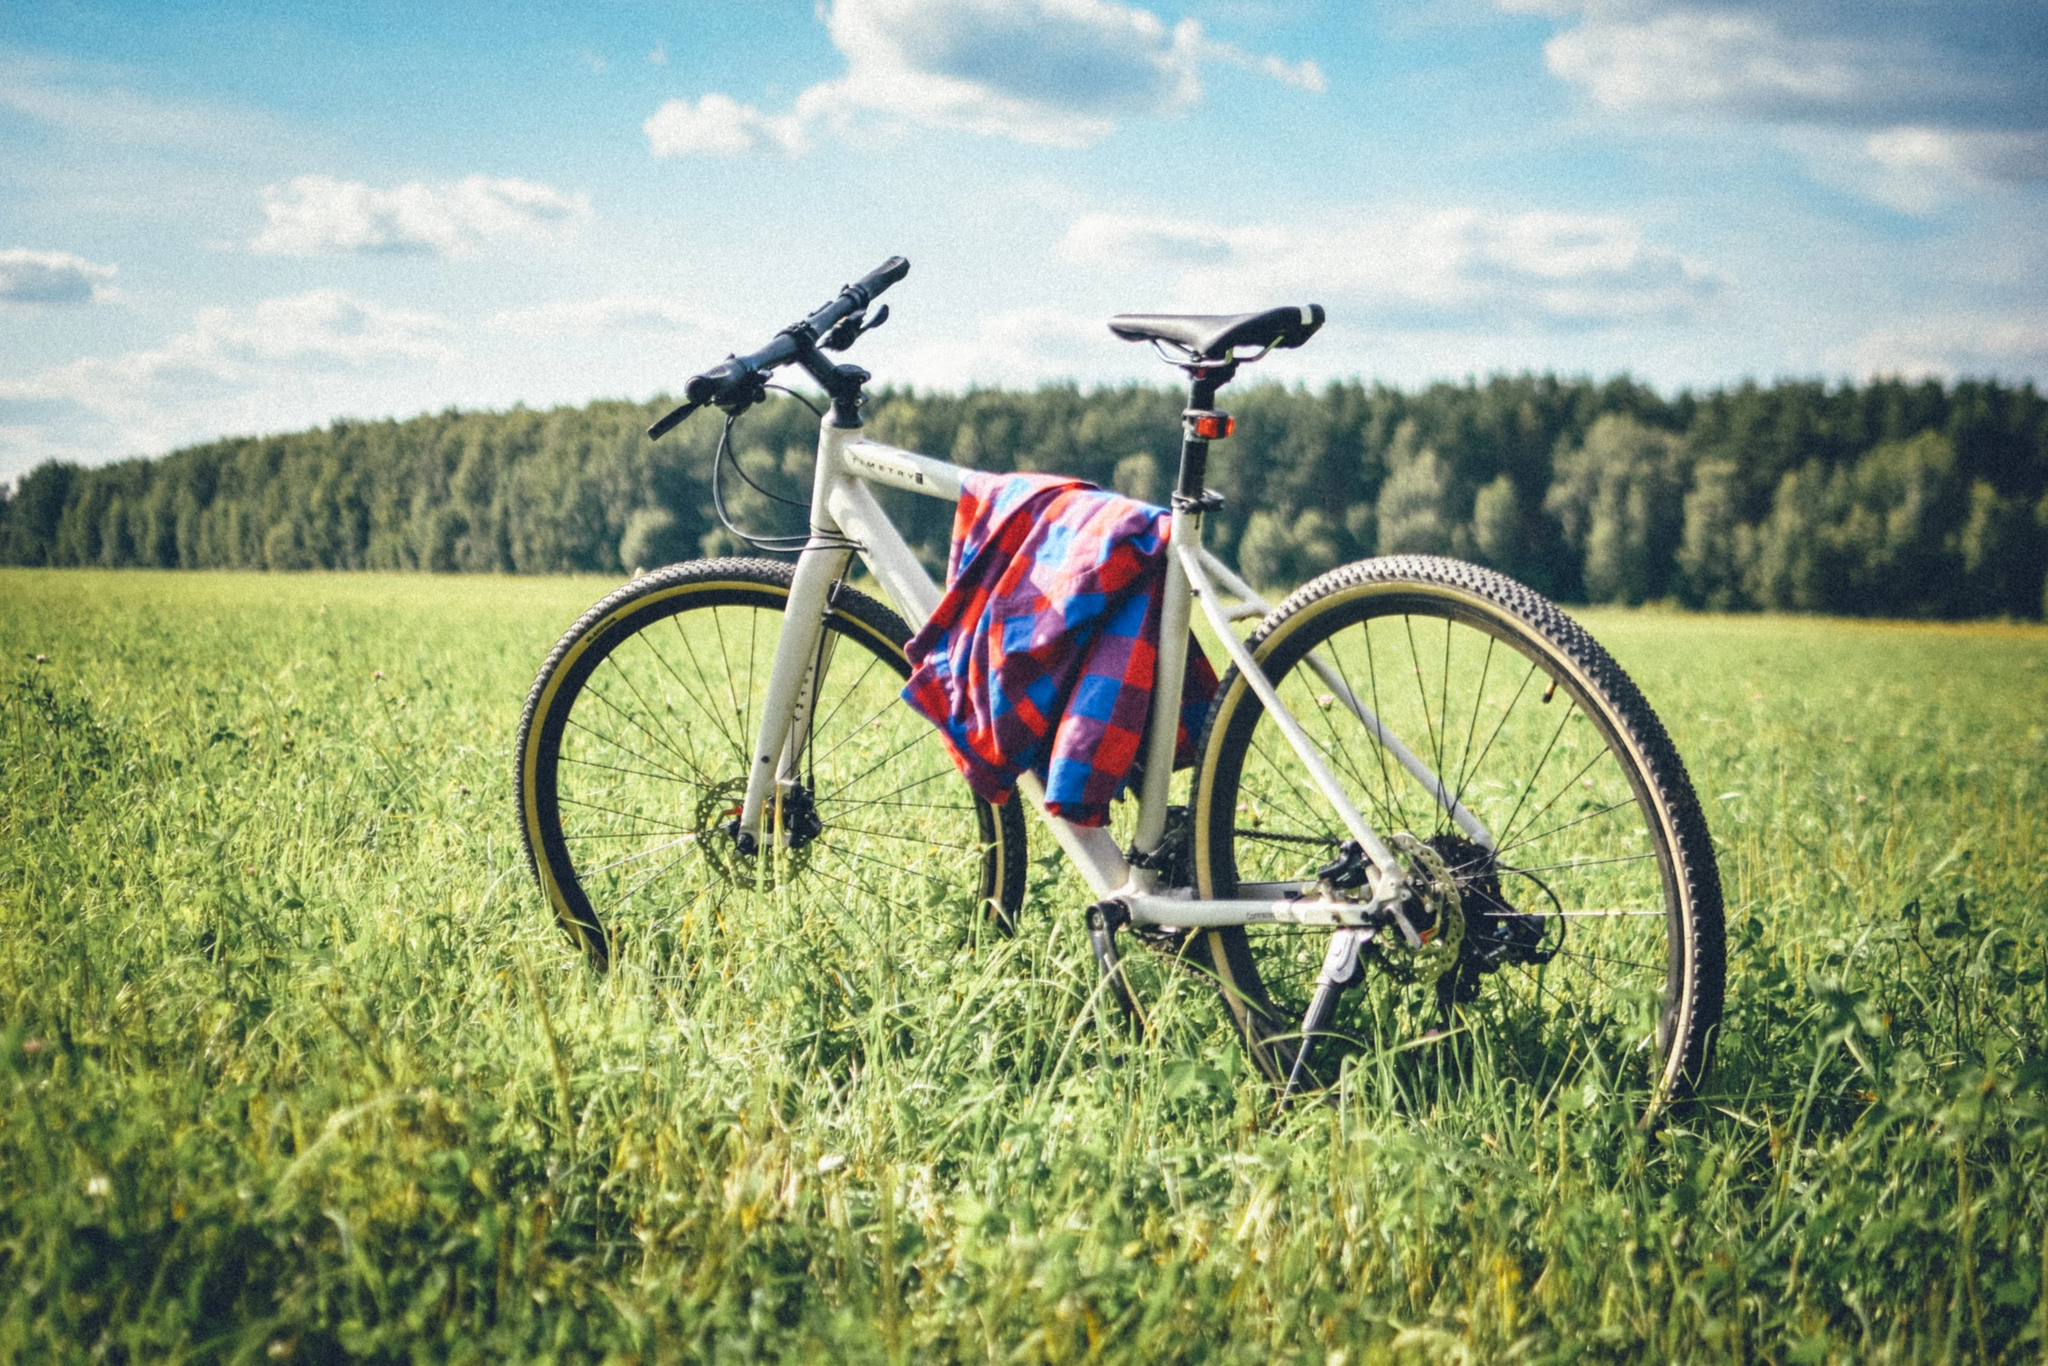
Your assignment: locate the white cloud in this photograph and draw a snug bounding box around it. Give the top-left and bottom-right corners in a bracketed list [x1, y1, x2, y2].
[647, 0, 1322, 156]
[1061, 205, 1721, 327]
[490, 294, 729, 338]
[1829, 312, 2048, 383]
[1540, 7, 1863, 119]
[1518, 2, 2048, 196]
[815, 0, 1206, 146]
[1865, 127, 2048, 188]
[0, 290, 456, 469]
[0, 248, 117, 305]
[644, 94, 809, 157]
[250, 174, 593, 257]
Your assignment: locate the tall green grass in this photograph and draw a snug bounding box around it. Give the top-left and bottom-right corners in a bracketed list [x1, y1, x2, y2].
[2, 569, 2044, 1363]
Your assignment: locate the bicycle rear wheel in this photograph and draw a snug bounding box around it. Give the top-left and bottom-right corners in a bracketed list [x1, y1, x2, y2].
[1191, 555, 1723, 1106]
[515, 558, 1028, 969]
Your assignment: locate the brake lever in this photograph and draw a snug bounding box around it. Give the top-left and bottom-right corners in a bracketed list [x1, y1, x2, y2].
[647, 399, 704, 441]
[820, 303, 888, 353]
[715, 370, 769, 414]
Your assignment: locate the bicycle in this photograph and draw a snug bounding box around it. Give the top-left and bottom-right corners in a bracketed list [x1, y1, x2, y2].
[514, 256, 1725, 1108]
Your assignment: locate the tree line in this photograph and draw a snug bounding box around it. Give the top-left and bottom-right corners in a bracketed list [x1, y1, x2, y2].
[3, 374, 2044, 618]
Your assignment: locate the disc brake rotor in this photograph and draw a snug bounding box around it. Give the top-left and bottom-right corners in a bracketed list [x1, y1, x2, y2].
[694, 777, 817, 890]
[1372, 832, 1465, 985]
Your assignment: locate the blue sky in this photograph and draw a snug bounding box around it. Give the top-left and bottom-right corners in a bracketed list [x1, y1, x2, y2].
[2, 0, 2044, 482]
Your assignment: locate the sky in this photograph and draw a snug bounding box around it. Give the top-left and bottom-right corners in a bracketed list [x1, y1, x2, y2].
[2, 0, 2045, 484]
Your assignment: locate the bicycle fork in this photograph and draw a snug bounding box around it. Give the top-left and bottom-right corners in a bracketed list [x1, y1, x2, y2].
[732, 508, 854, 855]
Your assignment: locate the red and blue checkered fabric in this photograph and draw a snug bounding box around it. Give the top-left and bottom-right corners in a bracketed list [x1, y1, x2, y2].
[902, 471, 1218, 827]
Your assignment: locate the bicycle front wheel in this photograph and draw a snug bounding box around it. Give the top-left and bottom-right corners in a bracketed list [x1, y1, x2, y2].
[515, 558, 1028, 970]
[1191, 555, 1723, 1106]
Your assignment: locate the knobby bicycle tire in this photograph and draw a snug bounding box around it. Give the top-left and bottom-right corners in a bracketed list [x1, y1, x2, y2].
[514, 557, 1028, 969]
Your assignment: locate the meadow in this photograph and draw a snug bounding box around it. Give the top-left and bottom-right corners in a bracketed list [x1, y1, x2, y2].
[2, 566, 2044, 1364]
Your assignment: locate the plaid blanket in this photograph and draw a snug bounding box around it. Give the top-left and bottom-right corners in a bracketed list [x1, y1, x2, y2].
[902, 472, 1218, 827]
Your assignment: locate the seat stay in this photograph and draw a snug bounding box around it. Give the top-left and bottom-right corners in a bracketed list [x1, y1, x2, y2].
[1178, 542, 1405, 887]
[1194, 549, 1495, 850]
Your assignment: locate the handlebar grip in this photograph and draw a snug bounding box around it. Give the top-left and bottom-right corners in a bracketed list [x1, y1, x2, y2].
[851, 256, 909, 303]
[684, 358, 752, 404]
[648, 356, 752, 439]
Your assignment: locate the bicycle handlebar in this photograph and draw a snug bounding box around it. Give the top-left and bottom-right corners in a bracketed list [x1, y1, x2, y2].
[648, 256, 910, 440]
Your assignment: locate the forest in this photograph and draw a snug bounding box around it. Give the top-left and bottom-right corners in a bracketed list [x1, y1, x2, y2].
[2, 373, 2044, 618]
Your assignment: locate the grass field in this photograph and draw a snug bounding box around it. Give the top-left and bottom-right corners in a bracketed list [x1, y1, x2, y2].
[2, 567, 2045, 1364]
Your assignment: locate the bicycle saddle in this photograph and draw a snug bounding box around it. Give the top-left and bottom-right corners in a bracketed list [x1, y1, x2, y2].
[1107, 304, 1325, 360]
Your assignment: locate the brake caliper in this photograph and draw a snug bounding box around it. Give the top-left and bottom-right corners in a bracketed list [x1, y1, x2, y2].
[1370, 833, 1465, 985]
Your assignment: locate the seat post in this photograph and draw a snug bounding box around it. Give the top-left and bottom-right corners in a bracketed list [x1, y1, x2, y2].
[1174, 362, 1236, 501]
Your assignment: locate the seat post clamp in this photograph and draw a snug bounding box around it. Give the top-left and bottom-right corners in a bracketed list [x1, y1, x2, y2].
[1171, 488, 1226, 515]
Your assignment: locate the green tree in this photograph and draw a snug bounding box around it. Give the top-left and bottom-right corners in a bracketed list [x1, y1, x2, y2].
[1676, 459, 1749, 610]
[1375, 421, 1464, 557]
[1545, 414, 1688, 604]
[1238, 508, 1343, 592]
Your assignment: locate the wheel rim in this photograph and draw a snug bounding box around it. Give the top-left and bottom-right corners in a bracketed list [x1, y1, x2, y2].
[534, 587, 1008, 962]
[1198, 585, 1694, 1099]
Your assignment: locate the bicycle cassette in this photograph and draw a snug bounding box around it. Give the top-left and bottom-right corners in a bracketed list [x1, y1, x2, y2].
[1373, 832, 1466, 984]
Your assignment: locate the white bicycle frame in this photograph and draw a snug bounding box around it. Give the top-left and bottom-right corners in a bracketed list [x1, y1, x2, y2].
[731, 413, 1499, 939]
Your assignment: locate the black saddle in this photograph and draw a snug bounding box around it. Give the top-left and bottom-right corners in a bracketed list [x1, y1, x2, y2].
[1108, 304, 1325, 361]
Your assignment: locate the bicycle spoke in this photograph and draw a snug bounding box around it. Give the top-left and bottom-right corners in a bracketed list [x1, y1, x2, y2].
[1498, 742, 1614, 855]
[557, 793, 692, 830]
[1490, 692, 1580, 852]
[1246, 731, 1344, 840]
[1506, 852, 1656, 874]
[1356, 620, 1404, 835]
[745, 603, 760, 758]
[558, 744, 695, 789]
[814, 839, 970, 893]
[672, 610, 745, 760]
[825, 821, 979, 853]
[1457, 656, 1540, 817]
[1403, 615, 1444, 789]
[583, 833, 700, 876]
[808, 650, 888, 750]
[819, 726, 945, 806]
[709, 606, 749, 755]
[601, 651, 723, 779]
[613, 845, 698, 906]
[1304, 660, 1402, 837]
[1496, 798, 1637, 857]
[825, 766, 969, 813]
[639, 617, 741, 761]
[811, 692, 912, 770]
[802, 854, 929, 920]
[1448, 634, 1495, 818]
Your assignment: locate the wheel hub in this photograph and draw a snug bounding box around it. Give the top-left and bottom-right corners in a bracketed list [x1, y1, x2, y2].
[1426, 832, 1560, 1002]
[694, 777, 823, 889]
[1370, 833, 1465, 984]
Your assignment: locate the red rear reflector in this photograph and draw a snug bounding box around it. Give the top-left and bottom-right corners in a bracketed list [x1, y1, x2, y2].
[1191, 413, 1234, 439]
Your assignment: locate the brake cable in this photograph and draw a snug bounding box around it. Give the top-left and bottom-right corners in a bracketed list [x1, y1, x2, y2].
[708, 390, 862, 556]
